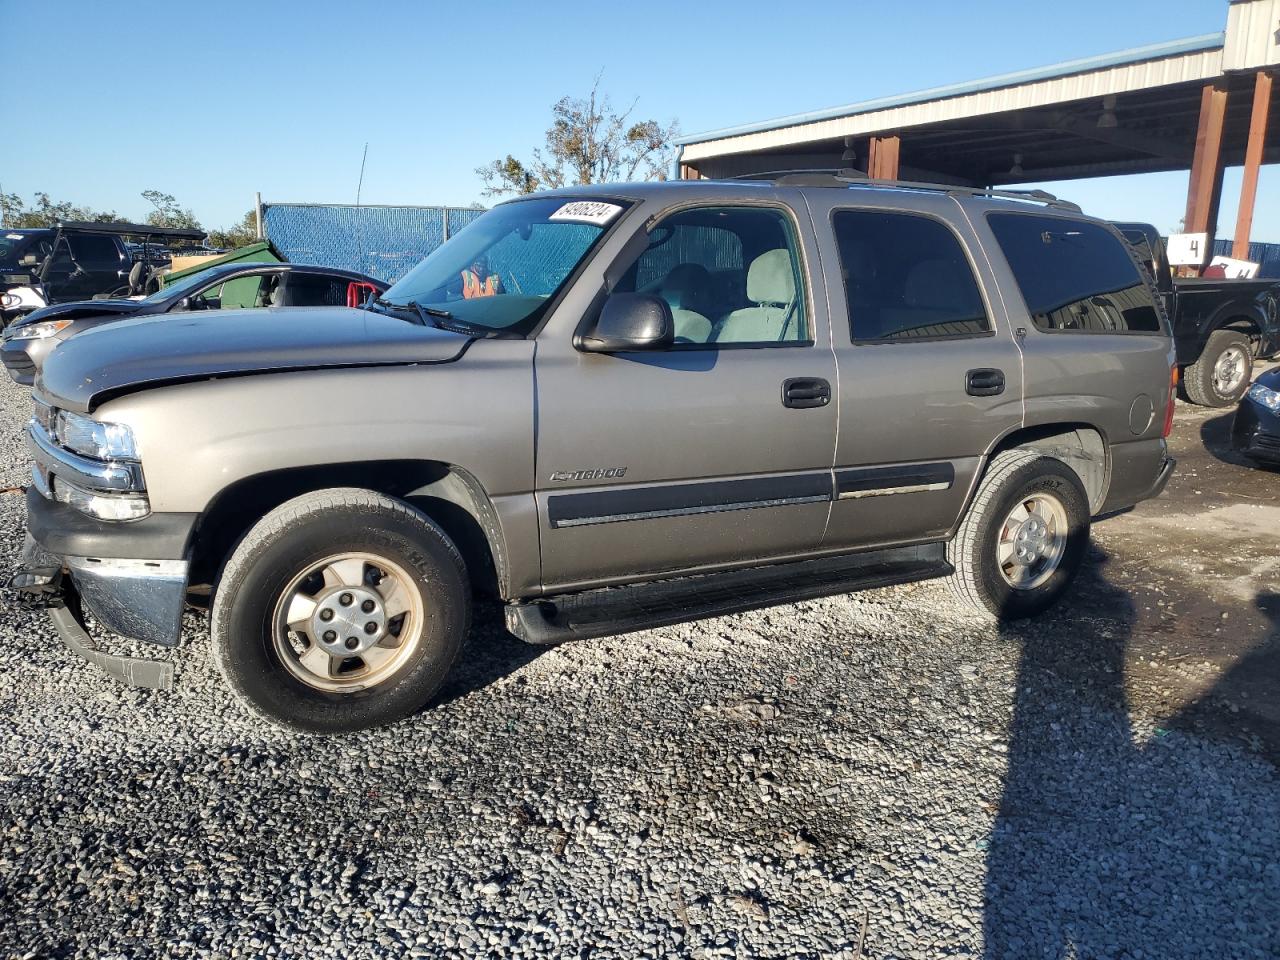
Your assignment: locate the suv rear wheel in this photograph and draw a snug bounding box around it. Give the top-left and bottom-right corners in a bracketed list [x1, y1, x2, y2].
[211, 488, 470, 733]
[946, 450, 1090, 620]
[1184, 329, 1253, 407]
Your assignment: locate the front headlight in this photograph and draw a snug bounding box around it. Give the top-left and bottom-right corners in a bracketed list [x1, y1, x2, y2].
[54, 409, 139, 461]
[6, 318, 71, 341]
[1247, 381, 1280, 413]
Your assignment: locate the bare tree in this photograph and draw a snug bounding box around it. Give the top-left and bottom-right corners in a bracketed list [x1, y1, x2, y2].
[477, 77, 679, 197]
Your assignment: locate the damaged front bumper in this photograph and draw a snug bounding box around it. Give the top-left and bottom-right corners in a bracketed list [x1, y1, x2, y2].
[10, 535, 183, 690]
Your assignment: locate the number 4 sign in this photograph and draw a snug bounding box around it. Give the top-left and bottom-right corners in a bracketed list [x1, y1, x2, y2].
[1166, 232, 1208, 266]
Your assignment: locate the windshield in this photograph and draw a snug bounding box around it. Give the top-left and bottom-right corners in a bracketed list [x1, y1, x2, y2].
[141, 268, 227, 303]
[379, 196, 626, 336]
[0, 232, 49, 269]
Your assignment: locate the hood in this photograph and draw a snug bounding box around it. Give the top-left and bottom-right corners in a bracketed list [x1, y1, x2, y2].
[12, 298, 144, 327]
[39, 307, 471, 412]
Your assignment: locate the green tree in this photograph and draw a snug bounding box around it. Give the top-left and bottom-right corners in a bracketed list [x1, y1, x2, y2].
[141, 189, 202, 231]
[0, 191, 120, 227]
[477, 77, 679, 197]
[206, 210, 259, 250]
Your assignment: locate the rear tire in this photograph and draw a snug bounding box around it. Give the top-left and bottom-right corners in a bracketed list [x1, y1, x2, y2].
[211, 488, 470, 733]
[946, 450, 1090, 620]
[1184, 329, 1253, 407]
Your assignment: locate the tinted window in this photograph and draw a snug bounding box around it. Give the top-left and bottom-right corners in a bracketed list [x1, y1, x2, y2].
[615, 206, 808, 346]
[833, 211, 989, 341]
[988, 213, 1162, 333]
[68, 235, 119, 266]
[287, 274, 348, 307]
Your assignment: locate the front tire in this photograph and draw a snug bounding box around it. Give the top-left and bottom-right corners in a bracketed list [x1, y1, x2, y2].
[946, 450, 1090, 620]
[1184, 329, 1253, 407]
[211, 488, 470, 733]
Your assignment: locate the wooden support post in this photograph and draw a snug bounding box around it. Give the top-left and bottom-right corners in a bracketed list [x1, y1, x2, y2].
[868, 136, 900, 180]
[1234, 70, 1273, 260]
[1184, 81, 1229, 271]
[679, 163, 701, 180]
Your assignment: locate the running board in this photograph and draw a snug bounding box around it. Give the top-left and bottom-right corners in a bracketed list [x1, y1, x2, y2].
[506, 543, 951, 645]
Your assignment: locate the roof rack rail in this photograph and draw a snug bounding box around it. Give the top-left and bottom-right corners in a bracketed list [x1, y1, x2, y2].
[733, 168, 1081, 212]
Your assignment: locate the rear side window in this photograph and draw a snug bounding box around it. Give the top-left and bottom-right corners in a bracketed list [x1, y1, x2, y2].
[287, 274, 348, 306]
[68, 235, 119, 266]
[987, 213, 1162, 334]
[833, 210, 990, 341]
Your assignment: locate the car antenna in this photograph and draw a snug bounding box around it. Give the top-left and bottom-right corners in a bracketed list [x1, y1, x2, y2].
[355, 142, 372, 295]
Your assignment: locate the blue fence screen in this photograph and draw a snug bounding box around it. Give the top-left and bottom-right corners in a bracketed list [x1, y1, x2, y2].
[262, 203, 486, 284]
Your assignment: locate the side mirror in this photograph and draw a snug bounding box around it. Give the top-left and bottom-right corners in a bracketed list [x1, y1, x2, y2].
[577, 293, 674, 353]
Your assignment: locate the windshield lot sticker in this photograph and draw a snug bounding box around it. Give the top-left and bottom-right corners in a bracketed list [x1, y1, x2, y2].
[5, 233, 24, 240]
[549, 201, 623, 225]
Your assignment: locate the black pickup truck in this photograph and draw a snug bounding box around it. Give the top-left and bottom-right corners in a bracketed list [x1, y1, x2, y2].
[1116, 222, 1280, 407]
[1, 221, 206, 325]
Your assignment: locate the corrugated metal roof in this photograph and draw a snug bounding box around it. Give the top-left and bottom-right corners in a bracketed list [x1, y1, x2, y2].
[1223, 0, 1280, 70]
[677, 32, 1225, 154]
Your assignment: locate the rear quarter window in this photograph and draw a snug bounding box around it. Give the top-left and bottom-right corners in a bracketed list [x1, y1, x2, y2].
[987, 213, 1164, 334]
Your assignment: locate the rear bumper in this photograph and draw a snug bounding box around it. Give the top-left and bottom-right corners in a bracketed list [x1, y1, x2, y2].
[1099, 438, 1175, 514]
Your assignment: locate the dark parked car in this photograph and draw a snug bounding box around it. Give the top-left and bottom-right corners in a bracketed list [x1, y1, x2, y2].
[0, 221, 206, 323]
[1232, 364, 1280, 465]
[1115, 222, 1280, 407]
[1, 261, 387, 385]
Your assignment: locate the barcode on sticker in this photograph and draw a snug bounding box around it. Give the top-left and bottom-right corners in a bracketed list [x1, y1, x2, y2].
[548, 201, 623, 225]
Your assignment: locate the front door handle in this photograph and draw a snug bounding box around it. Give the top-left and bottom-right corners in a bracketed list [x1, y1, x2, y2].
[966, 368, 1005, 397]
[782, 377, 831, 409]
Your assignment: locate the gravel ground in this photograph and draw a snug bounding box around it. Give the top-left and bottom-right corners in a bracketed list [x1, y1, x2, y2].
[0, 373, 1277, 959]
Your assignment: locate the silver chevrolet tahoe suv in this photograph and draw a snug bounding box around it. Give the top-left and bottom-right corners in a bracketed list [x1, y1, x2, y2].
[12, 176, 1177, 732]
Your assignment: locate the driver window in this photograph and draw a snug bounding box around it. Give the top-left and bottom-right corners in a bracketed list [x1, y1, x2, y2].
[193, 281, 224, 309]
[613, 206, 809, 346]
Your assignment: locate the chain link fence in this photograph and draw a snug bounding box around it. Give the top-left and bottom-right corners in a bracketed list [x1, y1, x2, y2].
[261, 203, 486, 283]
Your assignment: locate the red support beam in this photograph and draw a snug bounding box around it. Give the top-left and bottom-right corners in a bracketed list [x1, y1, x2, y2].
[868, 135, 901, 180]
[1184, 82, 1229, 269]
[1234, 70, 1273, 260]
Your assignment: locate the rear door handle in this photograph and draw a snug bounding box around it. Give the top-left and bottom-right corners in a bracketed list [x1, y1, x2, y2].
[966, 368, 1005, 396]
[782, 377, 831, 409]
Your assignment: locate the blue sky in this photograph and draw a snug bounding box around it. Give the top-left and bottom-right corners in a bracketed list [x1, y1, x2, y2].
[6, 0, 1270, 239]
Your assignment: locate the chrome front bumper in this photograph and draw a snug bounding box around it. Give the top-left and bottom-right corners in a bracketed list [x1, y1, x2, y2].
[65, 554, 188, 648]
[11, 536, 181, 689]
[15, 534, 188, 649]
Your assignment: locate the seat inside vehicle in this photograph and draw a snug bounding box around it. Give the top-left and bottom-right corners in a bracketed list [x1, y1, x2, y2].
[714, 249, 799, 343]
[868, 258, 987, 340]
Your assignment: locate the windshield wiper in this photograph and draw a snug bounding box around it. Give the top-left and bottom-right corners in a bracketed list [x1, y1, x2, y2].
[403, 300, 502, 338]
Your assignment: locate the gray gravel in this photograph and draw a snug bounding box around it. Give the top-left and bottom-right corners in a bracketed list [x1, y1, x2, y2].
[0, 374, 1276, 959]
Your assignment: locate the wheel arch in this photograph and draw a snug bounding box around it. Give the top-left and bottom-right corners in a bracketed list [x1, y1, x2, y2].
[190, 459, 510, 599]
[981, 422, 1109, 515]
[1203, 312, 1262, 357]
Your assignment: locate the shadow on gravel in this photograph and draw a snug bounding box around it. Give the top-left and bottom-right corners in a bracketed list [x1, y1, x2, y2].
[1167, 591, 1280, 763]
[431, 606, 546, 708]
[982, 550, 1280, 959]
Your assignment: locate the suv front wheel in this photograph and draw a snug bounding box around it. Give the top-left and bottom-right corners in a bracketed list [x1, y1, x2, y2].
[211, 488, 470, 733]
[946, 450, 1090, 620]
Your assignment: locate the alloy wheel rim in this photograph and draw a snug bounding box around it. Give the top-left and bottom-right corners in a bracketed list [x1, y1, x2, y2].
[996, 493, 1068, 590]
[1213, 346, 1248, 396]
[271, 552, 424, 693]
